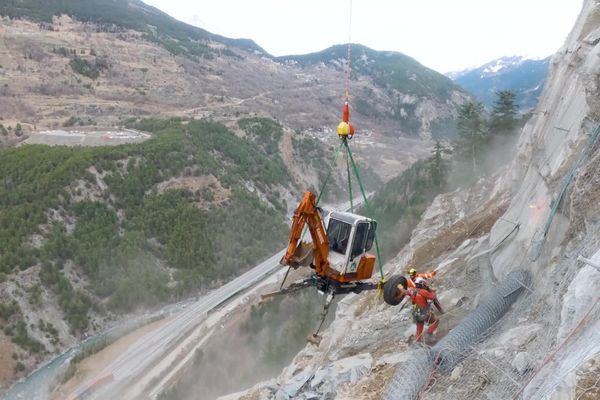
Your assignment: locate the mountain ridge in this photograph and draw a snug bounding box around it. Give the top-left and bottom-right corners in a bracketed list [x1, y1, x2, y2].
[0, 0, 468, 142]
[448, 55, 550, 110]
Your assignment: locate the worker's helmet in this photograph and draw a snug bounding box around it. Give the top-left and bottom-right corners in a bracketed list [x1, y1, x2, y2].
[415, 277, 427, 288]
[408, 268, 417, 277]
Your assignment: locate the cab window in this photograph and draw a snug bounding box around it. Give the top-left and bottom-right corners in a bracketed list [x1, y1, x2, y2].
[365, 221, 377, 251]
[327, 219, 352, 254]
[351, 222, 369, 259]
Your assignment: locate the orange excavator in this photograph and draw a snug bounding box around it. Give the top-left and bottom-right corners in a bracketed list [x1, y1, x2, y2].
[264, 191, 381, 344]
[281, 191, 377, 286]
[261, 97, 406, 344]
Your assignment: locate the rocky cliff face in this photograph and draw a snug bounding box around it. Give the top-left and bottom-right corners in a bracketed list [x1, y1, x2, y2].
[222, 1, 600, 399]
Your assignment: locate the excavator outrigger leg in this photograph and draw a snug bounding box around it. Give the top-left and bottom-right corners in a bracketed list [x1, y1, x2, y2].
[308, 291, 335, 346]
[261, 275, 380, 301]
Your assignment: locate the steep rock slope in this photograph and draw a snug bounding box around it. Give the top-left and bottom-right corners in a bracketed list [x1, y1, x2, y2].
[222, 1, 600, 399]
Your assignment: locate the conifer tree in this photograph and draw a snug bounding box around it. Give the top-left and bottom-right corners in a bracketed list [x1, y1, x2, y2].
[489, 90, 519, 135]
[428, 140, 451, 189]
[456, 101, 486, 174]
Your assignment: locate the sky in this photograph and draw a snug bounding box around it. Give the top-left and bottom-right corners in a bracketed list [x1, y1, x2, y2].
[142, 0, 583, 73]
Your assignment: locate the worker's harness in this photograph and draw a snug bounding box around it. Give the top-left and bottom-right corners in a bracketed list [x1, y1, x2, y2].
[412, 304, 433, 324]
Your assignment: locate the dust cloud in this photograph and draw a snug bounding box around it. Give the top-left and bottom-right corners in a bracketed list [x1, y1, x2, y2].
[447, 131, 521, 190]
[157, 290, 335, 400]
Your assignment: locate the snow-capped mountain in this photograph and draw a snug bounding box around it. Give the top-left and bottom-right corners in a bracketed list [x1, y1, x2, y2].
[447, 56, 550, 111]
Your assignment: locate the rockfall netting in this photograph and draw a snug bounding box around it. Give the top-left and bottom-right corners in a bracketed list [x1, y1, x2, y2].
[383, 270, 531, 400]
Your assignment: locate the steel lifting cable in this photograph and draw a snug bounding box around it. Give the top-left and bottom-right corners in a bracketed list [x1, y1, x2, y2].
[343, 140, 385, 283]
[346, 149, 354, 212]
[345, 0, 353, 101]
[315, 140, 345, 206]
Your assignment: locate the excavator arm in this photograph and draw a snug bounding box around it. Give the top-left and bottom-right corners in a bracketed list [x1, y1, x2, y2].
[281, 191, 330, 277]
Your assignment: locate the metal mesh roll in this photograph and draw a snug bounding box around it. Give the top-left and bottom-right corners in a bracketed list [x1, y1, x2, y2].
[384, 269, 531, 399]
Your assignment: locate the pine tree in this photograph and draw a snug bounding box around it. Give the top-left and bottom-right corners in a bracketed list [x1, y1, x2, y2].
[456, 101, 487, 174]
[489, 90, 519, 135]
[428, 140, 451, 189]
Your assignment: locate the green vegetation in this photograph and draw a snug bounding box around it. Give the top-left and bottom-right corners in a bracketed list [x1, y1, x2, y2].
[40, 261, 91, 330]
[63, 116, 94, 127]
[289, 134, 358, 202]
[38, 320, 60, 346]
[489, 90, 519, 136]
[11, 321, 44, 353]
[0, 300, 19, 320]
[455, 101, 487, 175]
[0, 301, 45, 354]
[14, 361, 25, 373]
[454, 90, 522, 178]
[238, 117, 283, 156]
[69, 56, 108, 79]
[26, 284, 42, 307]
[369, 153, 448, 261]
[0, 0, 266, 60]
[0, 118, 295, 330]
[60, 333, 112, 383]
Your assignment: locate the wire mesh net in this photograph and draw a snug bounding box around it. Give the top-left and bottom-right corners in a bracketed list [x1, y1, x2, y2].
[383, 270, 532, 400]
[383, 238, 600, 400]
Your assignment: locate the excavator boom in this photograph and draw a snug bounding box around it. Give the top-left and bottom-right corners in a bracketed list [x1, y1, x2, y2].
[281, 191, 330, 276]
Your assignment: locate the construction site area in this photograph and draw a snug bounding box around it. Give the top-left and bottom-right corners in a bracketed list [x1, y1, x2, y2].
[3, 1, 600, 400]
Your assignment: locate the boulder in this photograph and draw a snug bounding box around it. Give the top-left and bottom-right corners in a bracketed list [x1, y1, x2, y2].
[276, 369, 313, 399]
[512, 352, 532, 374]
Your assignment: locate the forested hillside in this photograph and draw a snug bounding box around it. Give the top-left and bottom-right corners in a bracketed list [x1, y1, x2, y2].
[0, 117, 345, 379]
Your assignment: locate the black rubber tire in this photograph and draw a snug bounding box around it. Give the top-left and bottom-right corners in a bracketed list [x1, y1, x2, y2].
[383, 274, 407, 306]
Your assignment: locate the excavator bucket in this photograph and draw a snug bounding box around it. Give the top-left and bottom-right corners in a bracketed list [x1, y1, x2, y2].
[290, 242, 314, 267]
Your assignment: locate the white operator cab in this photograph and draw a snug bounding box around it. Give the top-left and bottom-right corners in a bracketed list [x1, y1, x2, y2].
[324, 210, 377, 275]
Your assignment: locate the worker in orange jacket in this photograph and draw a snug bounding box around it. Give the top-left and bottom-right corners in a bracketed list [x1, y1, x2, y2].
[397, 277, 444, 343]
[406, 267, 437, 288]
[410, 273, 443, 313]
